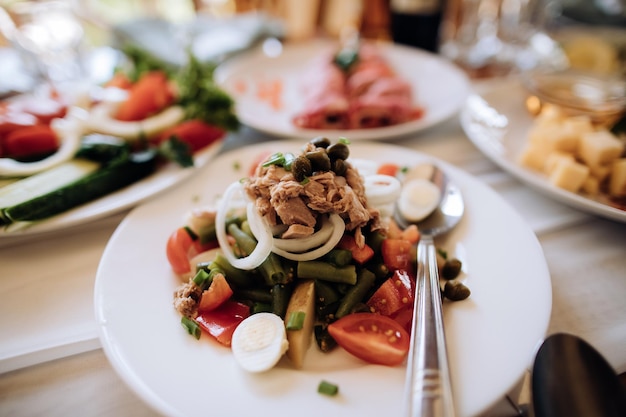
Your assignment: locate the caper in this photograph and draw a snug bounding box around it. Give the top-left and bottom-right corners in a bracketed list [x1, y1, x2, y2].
[326, 142, 350, 161]
[441, 258, 462, 280]
[443, 280, 471, 301]
[306, 149, 331, 172]
[310, 136, 331, 148]
[332, 158, 348, 176]
[292, 155, 312, 181]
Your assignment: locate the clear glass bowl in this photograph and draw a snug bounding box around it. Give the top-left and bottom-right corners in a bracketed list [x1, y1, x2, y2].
[521, 68, 626, 126]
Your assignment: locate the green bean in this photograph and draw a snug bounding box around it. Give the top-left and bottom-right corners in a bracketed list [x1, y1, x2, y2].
[322, 249, 353, 267]
[271, 283, 293, 318]
[251, 302, 272, 314]
[365, 230, 386, 254]
[314, 280, 341, 306]
[335, 269, 376, 318]
[233, 287, 273, 304]
[208, 254, 253, 288]
[227, 223, 288, 285]
[314, 324, 337, 352]
[367, 259, 390, 280]
[297, 261, 356, 285]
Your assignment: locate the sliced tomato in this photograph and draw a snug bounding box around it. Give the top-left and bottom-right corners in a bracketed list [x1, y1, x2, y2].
[366, 269, 415, 317]
[381, 238, 413, 271]
[376, 163, 399, 177]
[1, 125, 58, 159]
[116, 71, 175, 121]
[386, 219, 420, 244]
[196, 300, 250, 346]
[0, 111, 38, 138]
[105, 72, 133, 90]
[158, 120, 225, 152]
[337, 234, 374, 265]
[390, 305, 414, 334]
[327, 312, 410, 366]
[198, 274, 233, 312]
[166, 227, 217, 275]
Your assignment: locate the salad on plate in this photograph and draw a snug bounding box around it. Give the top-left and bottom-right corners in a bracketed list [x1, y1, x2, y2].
[167, 137, 469, 372]
[0, 50, 238, 232]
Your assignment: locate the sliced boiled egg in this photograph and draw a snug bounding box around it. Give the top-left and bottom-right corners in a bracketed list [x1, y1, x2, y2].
[397, 178, 441, 222]
[231, 312, 289, 373]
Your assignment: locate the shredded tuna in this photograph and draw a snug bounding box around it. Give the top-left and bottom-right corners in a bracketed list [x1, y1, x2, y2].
[243, 144, 380, 241]
[173, 281, 202, 318]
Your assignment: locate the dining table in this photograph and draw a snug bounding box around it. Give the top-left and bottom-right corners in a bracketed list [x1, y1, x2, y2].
[1, 65, 625, 417]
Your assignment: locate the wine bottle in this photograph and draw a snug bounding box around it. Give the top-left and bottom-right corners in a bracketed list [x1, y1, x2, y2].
[390, 0, 443, 53]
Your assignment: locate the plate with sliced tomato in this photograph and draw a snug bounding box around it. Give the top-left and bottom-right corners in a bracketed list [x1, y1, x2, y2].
[0, 56, 237, 237]
[95, 140, 551, 417]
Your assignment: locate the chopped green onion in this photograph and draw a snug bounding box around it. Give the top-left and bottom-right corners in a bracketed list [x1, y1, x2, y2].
[262, 152, 296, 170]
[181, 316, 201, 340]
[338, 137, 351, 144]
[262, 152, 286, 167]
[318, 380, 339, 396]
[192, 269, 212, 288]
[286, 311, 306, 330]
[437, 248, 448, 260]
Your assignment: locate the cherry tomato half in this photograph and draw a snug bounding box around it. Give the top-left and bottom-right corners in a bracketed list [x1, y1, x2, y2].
[1, 125, 58, 159]
[327, 312, 410, 366]
[166, 227, 217, 276]
[116, 71, 175, 121]
[381, 238, 413, 271]
[158, 120, 225, 152]
[366, 269, 415, 317]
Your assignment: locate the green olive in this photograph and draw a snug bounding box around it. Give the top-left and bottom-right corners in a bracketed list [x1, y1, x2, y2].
[332, 158, 348, 176]
[441, 258, 462, 280]
[443, 280, 471, 301]
[326, 142, 350, 161]
[306, 150, 331, 172]
[310, 136, 331, 148]
[292, 155, 312, 181]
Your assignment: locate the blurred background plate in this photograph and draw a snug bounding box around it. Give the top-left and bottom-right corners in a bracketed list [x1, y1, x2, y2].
[214, 39, 470, 140]
[0, 137, 225, 238]
[460, 80, 626, 223]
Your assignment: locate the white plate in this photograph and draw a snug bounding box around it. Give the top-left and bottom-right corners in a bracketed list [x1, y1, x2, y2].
[95, 140, 551, 417]
[214, 39, 470, 140]
[0, 139, 224, 237]
[460, 80, 626, 223]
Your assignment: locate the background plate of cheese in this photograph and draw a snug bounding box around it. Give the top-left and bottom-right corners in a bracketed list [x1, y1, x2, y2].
[460, 80, 626, 223]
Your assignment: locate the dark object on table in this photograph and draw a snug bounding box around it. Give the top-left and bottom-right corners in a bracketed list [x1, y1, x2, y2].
[532, 333, 626, 417]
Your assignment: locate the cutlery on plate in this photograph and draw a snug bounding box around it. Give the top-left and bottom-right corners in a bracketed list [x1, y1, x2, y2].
[395, 164, 464, 417]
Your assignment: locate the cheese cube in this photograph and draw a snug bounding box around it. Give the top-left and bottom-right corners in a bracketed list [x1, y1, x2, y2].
[609, 159, 626, 197]
[563, 115, 594, 135]
[581, 176, 600, 195]
[519, 144, 548, 171]
[536, 103, 566, 123]
[578, 130, 624, 167]
[588, 163, 612, 182]
[528, 123, 579, 152]
[549, 159, 589, 192]
[544, 151, 575, 175]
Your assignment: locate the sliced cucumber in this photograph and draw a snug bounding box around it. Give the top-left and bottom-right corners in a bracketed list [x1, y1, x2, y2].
[0, 159, 101, 215]
[1, 149, 158, 225]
